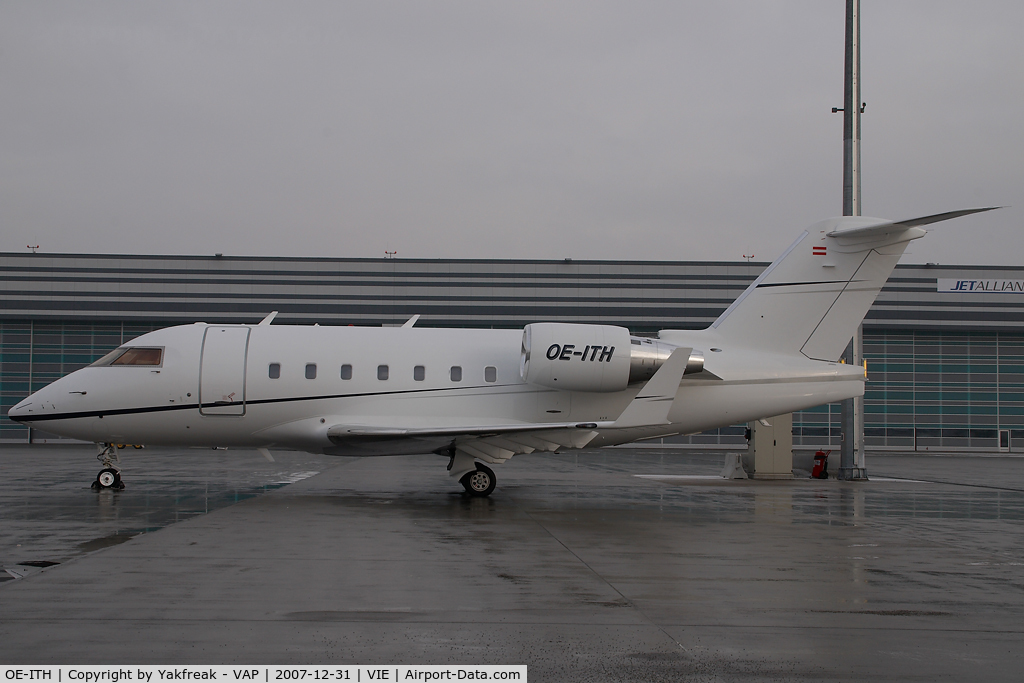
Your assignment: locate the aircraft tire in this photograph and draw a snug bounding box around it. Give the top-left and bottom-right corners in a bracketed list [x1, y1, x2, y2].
[460, 463, 496, 497]
[95, 467, 122, 490]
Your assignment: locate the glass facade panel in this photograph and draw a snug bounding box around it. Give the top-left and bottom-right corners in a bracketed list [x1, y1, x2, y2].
[1, 321, 129, 441]
[793, 330, 1024, 451]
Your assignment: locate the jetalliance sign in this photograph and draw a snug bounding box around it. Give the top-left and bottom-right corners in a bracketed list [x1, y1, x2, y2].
[938, 279, 1024, 293]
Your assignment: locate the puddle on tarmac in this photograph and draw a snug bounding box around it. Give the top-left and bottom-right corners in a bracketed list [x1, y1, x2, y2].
[0, 446, 337, 568]
[76, 532, 141, 552]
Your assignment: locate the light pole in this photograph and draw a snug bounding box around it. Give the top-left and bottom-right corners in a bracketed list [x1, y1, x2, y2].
[838, 0, 867, 480]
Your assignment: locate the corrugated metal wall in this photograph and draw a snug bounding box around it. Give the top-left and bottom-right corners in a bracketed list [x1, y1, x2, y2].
[3, 252, 1024, 448]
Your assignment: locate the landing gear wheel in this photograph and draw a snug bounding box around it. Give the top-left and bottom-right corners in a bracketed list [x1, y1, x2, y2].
[93, 467, 123, 490]
[460, 463, 496, 497]
[92, 442, 125, 489]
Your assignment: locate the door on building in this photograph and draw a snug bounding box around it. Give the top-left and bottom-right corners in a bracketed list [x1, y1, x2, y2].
[199, 326, 250, 416]
[999, 429, 1010, 452]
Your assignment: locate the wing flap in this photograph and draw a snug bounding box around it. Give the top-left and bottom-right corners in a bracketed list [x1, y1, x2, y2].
[454, 428, 600, 465]
[482, 435, 537, 454]
[458, 441, 516, 465]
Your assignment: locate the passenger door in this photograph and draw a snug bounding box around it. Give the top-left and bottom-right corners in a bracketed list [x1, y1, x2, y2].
[199, 326, 250, 416]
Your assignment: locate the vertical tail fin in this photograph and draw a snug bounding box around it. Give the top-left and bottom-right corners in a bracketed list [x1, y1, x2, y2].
[711, 209, 996, 361]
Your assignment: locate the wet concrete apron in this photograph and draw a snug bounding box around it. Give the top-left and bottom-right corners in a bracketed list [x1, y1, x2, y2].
[1, 447, 1022, 681]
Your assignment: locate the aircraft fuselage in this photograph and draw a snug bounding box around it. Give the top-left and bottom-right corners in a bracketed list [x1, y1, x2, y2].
[9, 322, 863, 455]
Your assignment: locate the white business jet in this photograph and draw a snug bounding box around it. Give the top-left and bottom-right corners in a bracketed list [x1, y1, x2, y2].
[9, 209, 991, 496]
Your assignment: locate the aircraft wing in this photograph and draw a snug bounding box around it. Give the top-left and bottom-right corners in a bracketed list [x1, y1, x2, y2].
[327, 420, 601, 439]
[326, 420, 603, 464]
[326, 347, 692, 464]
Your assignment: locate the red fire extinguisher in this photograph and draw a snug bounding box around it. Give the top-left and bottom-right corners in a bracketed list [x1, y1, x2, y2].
[812, 450, 831, 479]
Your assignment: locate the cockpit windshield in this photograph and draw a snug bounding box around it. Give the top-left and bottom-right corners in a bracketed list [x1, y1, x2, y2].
[89, 347, 163, 367]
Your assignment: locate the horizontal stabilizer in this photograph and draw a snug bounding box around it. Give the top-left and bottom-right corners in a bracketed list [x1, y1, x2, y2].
[827, 207, 999, 243]
[878, 207, 999, 230]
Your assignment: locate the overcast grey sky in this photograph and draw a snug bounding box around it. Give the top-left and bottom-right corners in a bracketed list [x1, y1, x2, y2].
[1, 1, 1019, 264]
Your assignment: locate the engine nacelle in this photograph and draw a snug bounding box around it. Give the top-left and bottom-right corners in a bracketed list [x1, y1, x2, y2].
[521, 323, 632, 392]
[521, 323, 707, 392]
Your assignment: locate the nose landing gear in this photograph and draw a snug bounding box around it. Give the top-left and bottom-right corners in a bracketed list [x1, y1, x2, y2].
[95, 467, 122, 489]
[91, 443, 125, 490]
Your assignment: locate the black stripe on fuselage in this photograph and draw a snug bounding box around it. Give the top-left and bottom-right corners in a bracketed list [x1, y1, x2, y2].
[12, 384, 522, 424]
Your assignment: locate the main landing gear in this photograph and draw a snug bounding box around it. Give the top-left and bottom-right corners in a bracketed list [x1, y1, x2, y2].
[91, 443, 125, 490]
[445, 448, 497, 497]
[460, 462, 496, 497]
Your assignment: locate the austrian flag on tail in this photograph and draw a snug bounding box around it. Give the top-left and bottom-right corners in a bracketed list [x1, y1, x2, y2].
[812, 245, 827, 255]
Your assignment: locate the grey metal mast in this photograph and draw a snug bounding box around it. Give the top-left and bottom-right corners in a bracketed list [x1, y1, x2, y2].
[839, 0, 867, 480]
[842, 0, 861, 217]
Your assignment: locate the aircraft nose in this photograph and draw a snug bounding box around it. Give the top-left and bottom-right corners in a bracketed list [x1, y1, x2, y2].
[7, 399, 32, 423]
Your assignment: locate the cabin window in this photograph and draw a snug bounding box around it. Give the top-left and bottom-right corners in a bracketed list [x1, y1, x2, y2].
[340, 364, 352, 380]
[450, 365, 462, 382]
[377, 364, 389, 380]
[414, 365, 425, 381]
[91, 347, 163, 367]
[484, 366, 497, 382]
[305, 363, 317, 380]
[268, 363, 281, 379]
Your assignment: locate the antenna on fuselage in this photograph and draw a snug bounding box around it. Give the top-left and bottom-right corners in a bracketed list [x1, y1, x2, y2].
[258, 311, 278, 326]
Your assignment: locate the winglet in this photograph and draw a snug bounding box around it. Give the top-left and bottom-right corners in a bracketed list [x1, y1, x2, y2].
[402, 314, 421, 328]
[258, 311, 278, 326]
[611, 347, 691, 428]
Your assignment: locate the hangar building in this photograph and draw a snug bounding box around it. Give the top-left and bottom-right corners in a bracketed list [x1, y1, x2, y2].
[2, 251, 1023, 451]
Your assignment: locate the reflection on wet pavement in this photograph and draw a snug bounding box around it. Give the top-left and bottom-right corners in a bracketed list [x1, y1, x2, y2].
[2, 445, 1023, 680]
[0, 445, 340, 567]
